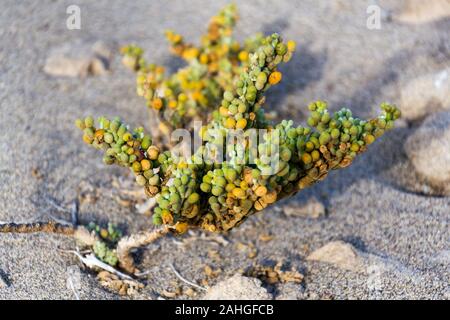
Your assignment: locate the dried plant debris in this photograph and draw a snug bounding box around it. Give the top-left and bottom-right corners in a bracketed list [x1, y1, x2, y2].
[204, 265, 222, 278]
[169, 263, 207, 292]
[97, 271, 144, 296]
[160, 287, 182, 299]
[245, 261, 304, 285]
[258, 233, 274, 242]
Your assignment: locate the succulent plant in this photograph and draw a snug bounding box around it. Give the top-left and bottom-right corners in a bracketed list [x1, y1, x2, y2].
[119, 4, 268, 132]
[77, 5, 400, 237]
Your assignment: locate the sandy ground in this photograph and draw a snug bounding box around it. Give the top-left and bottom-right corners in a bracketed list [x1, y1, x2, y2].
[0, 0, 448, 299]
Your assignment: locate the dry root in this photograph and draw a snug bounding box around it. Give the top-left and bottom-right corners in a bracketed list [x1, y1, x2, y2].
[116, 225, 171, 274]
[0, 222, 98, 246]
[0, 221, 75, 235]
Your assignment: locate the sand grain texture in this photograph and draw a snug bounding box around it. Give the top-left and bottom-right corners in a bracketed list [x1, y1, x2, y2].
[0, 0, 448, 299]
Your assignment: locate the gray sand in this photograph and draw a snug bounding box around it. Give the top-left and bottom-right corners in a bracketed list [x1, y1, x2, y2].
[0, 0, 448, 299]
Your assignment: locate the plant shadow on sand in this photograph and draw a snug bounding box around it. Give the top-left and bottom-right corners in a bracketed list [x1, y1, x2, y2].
[279, 42, 450, 228]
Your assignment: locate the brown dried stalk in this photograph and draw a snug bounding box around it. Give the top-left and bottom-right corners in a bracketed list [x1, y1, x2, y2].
[116, 225, 172, 273]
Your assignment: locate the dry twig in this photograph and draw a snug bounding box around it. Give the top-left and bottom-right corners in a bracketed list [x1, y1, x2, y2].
[169, 263, 207, 291]
[0, 222, 97, 246]
[67, 251, 133, 280]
